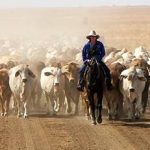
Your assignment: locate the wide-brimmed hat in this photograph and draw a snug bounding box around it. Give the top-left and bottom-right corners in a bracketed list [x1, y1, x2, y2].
[86, 30, 100, 39]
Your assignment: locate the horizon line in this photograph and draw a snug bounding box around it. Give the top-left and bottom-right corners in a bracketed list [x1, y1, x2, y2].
[0, 5, 150, 9]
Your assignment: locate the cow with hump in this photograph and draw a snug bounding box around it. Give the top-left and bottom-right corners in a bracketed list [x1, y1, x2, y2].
[129, 58, 150, 114]
[104, 62, 126, 120]
[40, 64, 64, 115]
[9, 64, 36, 118]
[61, 62, 80, 115]
[119, 66, 146, 120]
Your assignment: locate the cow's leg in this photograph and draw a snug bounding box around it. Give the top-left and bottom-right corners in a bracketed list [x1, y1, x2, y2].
[118, 94, 124, 118]
[74, 94, 80, 115]
[11, 94, 17, 114]
[96, 91, 103, 124]
[131, 101, 136, 120]
[114, 101, 119, 120]
[65, 94, 72, 113]
[126, 97, 133, 120]
[37, 89, 42, 109]
[55, 90, 65, 113]
[4, 96, 11, 116]
[30, 92, 35, 111]
[87, 92, 96, 125]
[0, 98, 4, 116]
[44, 92, 50, 115]
[135, 96, 143, 119]
[23, 101, 28, 118]
[141, 82, 149, 113]
[107, 100, 112, 120]
[17, 100, 22, 118]
[49, 94, 56, 116]
[53, 92, 59, 113]
[85, 99, 91, 120]
[59, 91, 65, 113]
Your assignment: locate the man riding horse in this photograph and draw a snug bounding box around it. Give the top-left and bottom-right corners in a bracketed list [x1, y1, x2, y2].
[77, 30, 113, 91]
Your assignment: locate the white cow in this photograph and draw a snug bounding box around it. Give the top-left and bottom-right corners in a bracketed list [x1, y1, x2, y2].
[9, 64, 35, 118]
[40, 66, 65, 115]
[134, 46, 149, 61]
[119, 66, 146, 120]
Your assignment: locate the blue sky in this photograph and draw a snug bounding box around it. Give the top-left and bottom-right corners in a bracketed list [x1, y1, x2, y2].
[0, 0, 150, 8]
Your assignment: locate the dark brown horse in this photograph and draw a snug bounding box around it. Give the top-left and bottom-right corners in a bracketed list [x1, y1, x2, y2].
[84, 57, 105, 125]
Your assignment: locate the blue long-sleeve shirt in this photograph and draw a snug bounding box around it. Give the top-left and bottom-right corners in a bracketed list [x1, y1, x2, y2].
[82, 41, 105, 63]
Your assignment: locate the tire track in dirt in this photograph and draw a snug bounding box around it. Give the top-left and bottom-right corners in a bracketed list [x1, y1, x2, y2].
[27, 118, 51, 150]
[114, 121, 150, 150]
[40, 117, 75, 150]
[67, 117, 107, 150]
[69, 117, 136, 150]
[21, 119, 35, 150]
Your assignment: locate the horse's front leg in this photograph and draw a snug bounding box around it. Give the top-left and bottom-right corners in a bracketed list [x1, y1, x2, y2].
[96, 91, 103, 124]
[87, 91, 96, 125]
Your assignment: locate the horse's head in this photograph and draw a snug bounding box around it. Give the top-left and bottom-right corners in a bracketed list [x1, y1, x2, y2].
[86, 57, 103, 90]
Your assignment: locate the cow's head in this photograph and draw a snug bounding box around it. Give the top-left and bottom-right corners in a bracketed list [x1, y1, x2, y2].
[43, 66, 62, 92]
[120, 67, 146, 101]
[61, 62, 79, 84]
[14, 64, 36, 84]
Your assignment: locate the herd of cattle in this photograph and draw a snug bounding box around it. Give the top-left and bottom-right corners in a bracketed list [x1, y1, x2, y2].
[0, 39, 150, 122]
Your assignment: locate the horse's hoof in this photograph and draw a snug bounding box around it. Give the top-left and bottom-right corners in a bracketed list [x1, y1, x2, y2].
[97, 118, 102, 124]
[91, 118, 97, 125]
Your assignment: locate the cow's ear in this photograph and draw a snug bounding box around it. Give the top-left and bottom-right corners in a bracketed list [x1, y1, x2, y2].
[61, 67, 69, 74]
[120, 75, 127, 79]
[28, 69, 36, 78]
[44, 72, 52, 76]
[15, 71, 20, 77]
[138, 76, 147, 81]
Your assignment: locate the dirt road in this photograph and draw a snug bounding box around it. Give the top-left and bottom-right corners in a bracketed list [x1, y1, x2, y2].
[0, 108, 150, 150]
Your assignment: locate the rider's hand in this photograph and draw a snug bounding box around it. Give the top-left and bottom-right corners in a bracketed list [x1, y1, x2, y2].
[84, 59, 90, 65]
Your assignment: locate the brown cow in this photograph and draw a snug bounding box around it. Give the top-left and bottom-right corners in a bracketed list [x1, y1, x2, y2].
[0, 69, 12, 116]
[61, 62, 80, 115]
[104, 63, 126, 120]
[130, 58, 150, 113]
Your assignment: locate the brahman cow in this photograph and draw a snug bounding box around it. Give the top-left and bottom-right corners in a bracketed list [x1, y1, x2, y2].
[119, 66, 146, 120]
[40, 66, 65, 115]
[0, 69, 12, 116]
[130, 58, 150, 113]
[61, 62, 80, 115]
[9, 64, 35, 118]
[104, 62, 126, 120]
